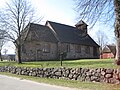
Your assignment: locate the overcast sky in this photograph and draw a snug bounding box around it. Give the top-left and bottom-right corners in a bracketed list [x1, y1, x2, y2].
[0, 0, 115, 54]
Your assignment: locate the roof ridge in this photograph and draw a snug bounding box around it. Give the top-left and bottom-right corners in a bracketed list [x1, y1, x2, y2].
[29, 23, 46, 27]
[47, 20, 75, 28]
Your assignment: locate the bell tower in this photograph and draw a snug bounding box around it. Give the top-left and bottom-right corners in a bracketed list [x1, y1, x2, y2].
[75, 20, 88, 34]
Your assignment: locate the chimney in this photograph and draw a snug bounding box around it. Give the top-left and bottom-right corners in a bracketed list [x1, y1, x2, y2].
[75, 20, 88, 34]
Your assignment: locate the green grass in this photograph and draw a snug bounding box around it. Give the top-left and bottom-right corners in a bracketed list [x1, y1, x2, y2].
[0, 59, 119, 69]
[0, 72, 120, 90]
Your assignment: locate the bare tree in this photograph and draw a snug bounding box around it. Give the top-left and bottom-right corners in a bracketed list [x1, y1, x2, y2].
[0, 30, 7, 61]
[75, 0, 120, 65]
[95, 30, 108, 58]
[0, 0, 43, 63]
[75, 0, 114, 27]
[0, 40, 5, 61]
[3, 49, 8, 56]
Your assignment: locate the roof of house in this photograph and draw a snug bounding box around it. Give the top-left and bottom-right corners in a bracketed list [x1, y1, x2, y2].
[102, 45, 116, 56]
[107, 45, 116, 56]
[21, 21, 99, 47]
[47, 21, 99, 47]
[29, 23, 58, 42]
[75, 20, 88, 26]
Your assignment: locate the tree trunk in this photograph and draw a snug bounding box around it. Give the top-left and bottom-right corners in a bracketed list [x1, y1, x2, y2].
[17, 44, 22, 64]
[114, 0, 120, 65]
[0, 51, 3, 61]
[115, 38, 120, 65]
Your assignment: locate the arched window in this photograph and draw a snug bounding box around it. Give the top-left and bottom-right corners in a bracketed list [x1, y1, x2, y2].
[43, 43, 50, 53]
[66, 44, 70, 52]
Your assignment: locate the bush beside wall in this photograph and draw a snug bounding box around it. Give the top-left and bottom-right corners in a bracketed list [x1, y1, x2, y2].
[0, 66, 120, 84]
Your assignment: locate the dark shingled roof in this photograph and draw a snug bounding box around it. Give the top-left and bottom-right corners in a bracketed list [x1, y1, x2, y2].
[21, 23, 58, 43]
[29, 23, 58, 42]
[75, 20, 88, 26]
[21, 21, 99, 47]
[47, 21, 99, 47]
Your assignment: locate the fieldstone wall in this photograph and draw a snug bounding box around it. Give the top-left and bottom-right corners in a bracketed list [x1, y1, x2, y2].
[0, 66, 120, 84]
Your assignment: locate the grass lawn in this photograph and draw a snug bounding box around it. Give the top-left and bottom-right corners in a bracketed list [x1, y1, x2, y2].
[0, 59, 119, 69]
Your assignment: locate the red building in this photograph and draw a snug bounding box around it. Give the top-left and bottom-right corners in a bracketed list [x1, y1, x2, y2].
[100, 45, 116, 59]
